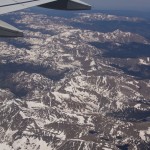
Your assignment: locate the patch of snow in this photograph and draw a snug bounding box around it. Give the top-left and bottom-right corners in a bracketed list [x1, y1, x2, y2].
[19, 111, 28, 119]
[27, 101, 47, 109]
[12, 136, 53, 150]
[52, 92, 70, 103]
[102, 147, 112, 150]
[57, 131, 66, 140]
[0, 143, 14, 150]
[139, 59, 148, 65]
[134, 104, 141, 109]
[90, 60, 96, 66]
[139, 130, 146, 140]
[116, 101, 123, 109]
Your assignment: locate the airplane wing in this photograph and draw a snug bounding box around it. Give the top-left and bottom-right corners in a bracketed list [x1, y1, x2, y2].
[0, 0, 91, 37]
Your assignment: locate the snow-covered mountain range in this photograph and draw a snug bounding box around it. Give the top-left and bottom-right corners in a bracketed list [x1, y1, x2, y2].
[0, 10, 150, 150]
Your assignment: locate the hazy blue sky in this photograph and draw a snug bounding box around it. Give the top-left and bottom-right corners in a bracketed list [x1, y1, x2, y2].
[84, 0, 150, 11]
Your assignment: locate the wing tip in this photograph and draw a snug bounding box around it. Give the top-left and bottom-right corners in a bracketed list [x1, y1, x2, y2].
[0, 21, 23, 37]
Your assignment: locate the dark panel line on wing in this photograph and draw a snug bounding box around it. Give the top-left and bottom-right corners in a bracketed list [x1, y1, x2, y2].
[0, 0, 39, 7]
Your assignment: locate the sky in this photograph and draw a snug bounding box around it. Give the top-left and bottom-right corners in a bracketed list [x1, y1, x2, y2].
[84, 0, 150, 11]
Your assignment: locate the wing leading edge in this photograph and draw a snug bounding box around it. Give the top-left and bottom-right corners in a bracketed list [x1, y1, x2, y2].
[0, 0, 91, 37]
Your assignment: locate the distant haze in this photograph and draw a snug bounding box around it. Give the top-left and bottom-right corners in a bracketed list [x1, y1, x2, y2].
[84, 0, 150, 11]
